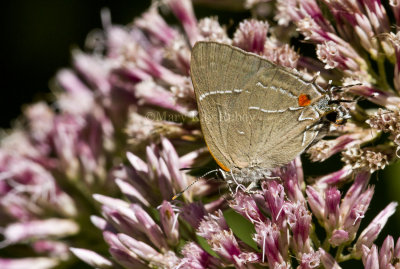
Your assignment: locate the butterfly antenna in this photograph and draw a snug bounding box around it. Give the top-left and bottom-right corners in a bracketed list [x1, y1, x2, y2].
[327, 82, 365, 105]
[180, 167, 194, 171]
[172, 169, 219, 200]
[172, 179, 200, 200]
[179, 166, 203, 171]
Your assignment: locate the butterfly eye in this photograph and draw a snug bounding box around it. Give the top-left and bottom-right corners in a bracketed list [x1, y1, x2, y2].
[325, 111, 347, 125]
[325, 111, 338, 123]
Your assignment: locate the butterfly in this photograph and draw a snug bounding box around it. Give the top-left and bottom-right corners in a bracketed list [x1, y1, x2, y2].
[190, 41, 347, 183]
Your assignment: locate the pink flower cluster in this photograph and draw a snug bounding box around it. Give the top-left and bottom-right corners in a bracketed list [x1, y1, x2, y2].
[0, 0, 399, 268]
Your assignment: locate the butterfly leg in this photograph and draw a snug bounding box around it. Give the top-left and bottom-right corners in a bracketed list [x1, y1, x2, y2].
[219, 170, 236, 196]
[244, 181, 259, 194]
[265, 175, 281, 181]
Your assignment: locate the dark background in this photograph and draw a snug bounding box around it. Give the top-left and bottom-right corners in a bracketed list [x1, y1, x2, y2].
[1, 0, 150, 128]
[2, 1, 399, 267]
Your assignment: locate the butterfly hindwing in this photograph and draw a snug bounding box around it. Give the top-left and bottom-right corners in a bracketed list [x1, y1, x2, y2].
[191, 41, 275, 170]
[227, 67, 325, 168]
[191, 41, 327, 171]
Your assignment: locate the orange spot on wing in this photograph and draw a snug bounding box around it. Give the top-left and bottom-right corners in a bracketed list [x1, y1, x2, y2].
[206, 144, 230, 172]
[298, 94, 311, 107]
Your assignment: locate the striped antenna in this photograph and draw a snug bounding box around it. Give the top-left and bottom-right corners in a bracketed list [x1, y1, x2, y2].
[172, 169, 219, 200]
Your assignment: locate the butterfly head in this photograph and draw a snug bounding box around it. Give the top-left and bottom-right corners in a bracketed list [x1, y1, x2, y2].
[321, 90, 352, 126]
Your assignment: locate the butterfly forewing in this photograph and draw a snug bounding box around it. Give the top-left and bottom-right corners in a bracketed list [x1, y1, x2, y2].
[191, 41, 275, 170]
[228, 67, 325, 168]
[191, 41, 326, 171]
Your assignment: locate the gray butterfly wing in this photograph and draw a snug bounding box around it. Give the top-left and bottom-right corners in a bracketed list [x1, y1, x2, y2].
[227, 68, 326, 169]
[190, 41, 275, 171]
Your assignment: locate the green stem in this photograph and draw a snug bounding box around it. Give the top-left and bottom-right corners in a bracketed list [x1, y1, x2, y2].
[335, 244, 345, 260]
[339, 253, 354, 262]
[377, 56, 391, 91]
[361, 51, 379, 84]
[310, 227, 321, 249]
[322, 237, 331, 252]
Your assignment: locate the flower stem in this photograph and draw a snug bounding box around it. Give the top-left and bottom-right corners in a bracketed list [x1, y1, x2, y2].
[377, 56, 391, 91]
[310, 227, 321, 249]
[338, 253, 353, 262]
[322, 237, 331, 251]
[360, 51, 379, 84]
[335, 244, 345, 260]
